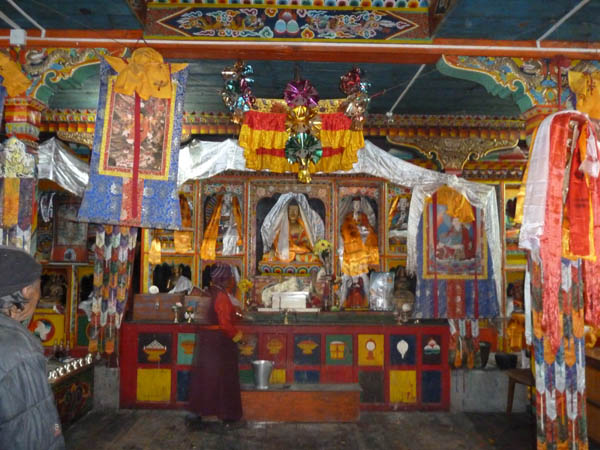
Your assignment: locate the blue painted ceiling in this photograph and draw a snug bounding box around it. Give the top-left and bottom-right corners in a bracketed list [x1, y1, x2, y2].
[2, 0, 599, 117]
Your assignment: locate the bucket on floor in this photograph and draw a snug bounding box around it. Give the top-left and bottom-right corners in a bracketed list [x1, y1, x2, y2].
[252, 360, 274, 390]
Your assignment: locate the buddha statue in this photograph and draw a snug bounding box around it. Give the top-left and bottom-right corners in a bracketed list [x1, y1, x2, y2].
[260, 192, 325, 266]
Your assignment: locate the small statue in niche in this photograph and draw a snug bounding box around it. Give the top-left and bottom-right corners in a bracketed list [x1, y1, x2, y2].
[260, 192, 324, 264]
[168, 264, 193, 294]
[392, 266, 415, 323]
[338, 196, 379, 309]
[201, 192, 243, 260]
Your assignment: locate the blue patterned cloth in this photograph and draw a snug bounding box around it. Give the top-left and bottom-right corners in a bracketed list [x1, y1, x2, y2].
[78, 60, 188, 229]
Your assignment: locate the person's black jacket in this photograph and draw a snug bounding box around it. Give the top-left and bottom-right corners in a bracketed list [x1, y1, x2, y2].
[0, 313, 65, 449]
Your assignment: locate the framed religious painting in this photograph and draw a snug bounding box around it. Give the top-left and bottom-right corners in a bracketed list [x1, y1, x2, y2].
[200, 180, 245, 262]
[248, 178, 332, 277]
[503, 183, 526, 269]
[51, 195, 88, 263]
[386, 183, 411, 256]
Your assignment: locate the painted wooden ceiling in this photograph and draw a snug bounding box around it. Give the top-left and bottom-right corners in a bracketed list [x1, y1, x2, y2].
[1, 0, 599, 117]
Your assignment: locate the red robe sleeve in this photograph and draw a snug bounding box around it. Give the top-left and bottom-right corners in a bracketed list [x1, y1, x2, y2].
[214, 291, 243, 342]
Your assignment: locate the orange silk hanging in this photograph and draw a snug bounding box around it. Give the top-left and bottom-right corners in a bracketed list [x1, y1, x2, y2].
[200, 194, 224, 261]
[563, 123, 593, 259]
[2, 178, 20, 227]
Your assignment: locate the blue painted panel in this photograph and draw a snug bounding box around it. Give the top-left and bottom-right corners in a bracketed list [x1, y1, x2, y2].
[176, 370, 191, 402]
[390, 334, 416, 366]
[422, 370, 442, 404]
[294, 370, 320, 383]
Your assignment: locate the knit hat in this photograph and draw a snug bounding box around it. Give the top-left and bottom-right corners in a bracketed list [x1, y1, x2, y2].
[0, 246, 42, 297]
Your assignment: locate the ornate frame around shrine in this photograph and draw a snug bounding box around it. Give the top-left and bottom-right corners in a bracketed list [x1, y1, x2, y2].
[248, 178, 333, 276]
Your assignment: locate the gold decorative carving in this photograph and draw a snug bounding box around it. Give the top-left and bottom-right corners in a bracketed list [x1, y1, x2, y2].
[387, 136, 518, 170]
[57, 131, 94, 149]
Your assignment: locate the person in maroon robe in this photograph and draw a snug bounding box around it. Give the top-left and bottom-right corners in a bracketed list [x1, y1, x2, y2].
[186, 264, 245, 430]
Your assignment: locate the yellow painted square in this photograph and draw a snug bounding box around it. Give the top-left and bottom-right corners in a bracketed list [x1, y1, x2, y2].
[390, 370, 417, 404]
[358, 334, 384, 367]
[270, 369, 286, 384]
[136, 368, 171, 403]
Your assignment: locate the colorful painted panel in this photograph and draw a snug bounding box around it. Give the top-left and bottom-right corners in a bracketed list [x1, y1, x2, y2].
[294, 370, 320, 384]
[138, 333, 172, 364]
[52, 366, 94, 431]
[177, 333, 196, 365]
[359, 370, 384, 403]
[148, 6, 428, 42]
[270, 368, 286, 384]
[78, 60, 188, 229]
[390, 334, 416, 365]
[358, 334, 384, 367]
[28, 312, 64, 347]
[321, 366, 354, 383]
[325, 334, 353, 366]
[422, 334, 442, 365]
[176, 370, 191, 402]
[389, 370, 417, 404]
[239, 368, 254, 385]
[260, 333, 287, 365]
[136, 368, 171, 402]
[421, 370, 442, 404]
[294, 334, 321, 366]
[76, 314, 90, 347]
[238, 333, 258, 365]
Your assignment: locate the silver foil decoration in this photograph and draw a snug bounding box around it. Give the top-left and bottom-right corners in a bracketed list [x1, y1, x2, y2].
[37, 138, 89, 197]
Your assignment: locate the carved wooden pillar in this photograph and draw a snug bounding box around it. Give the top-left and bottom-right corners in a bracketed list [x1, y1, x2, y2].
[3, 96, 47, 148]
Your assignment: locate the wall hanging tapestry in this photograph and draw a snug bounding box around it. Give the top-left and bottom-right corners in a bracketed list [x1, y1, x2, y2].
[518, 110, 600, 449]
[413, 186, 499, 368]
[0, 137, 36, 252]
[78, 48, 188, 229]
[88, 225, 138, 355]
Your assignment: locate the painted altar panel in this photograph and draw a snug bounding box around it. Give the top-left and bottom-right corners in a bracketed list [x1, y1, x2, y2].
[120, 322, 449, 411]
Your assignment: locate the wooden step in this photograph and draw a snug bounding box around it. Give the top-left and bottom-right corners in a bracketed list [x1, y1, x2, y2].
[241, 383, 361, 423]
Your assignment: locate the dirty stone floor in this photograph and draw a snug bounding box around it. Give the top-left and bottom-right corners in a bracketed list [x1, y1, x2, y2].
[62, 409, 589, 450]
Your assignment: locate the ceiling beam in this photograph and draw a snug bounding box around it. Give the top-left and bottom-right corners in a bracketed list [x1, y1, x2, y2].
[1, 29, 600, 62]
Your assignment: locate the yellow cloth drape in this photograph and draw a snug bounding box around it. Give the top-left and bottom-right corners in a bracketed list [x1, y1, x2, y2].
[568, 71, 600, 120]
[0, 53, 30, 97]
[148, 238, 162, 265]
[104, 48, 187, 100]
[431, 186, 475, 223]
[2, 178, 20, 227]
[200, 194, 243, 260]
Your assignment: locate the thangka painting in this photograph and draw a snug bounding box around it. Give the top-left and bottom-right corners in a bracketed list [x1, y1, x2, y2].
[414, 188, 498, 319]
[78, 59, 188, 229]
[51, 195, 88, 263]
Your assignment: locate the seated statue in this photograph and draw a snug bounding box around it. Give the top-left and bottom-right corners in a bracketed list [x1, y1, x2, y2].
[260, 193, 325, 264]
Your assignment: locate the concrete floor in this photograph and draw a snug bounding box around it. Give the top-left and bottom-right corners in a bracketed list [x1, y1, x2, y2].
[63, 409, 548, 450]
